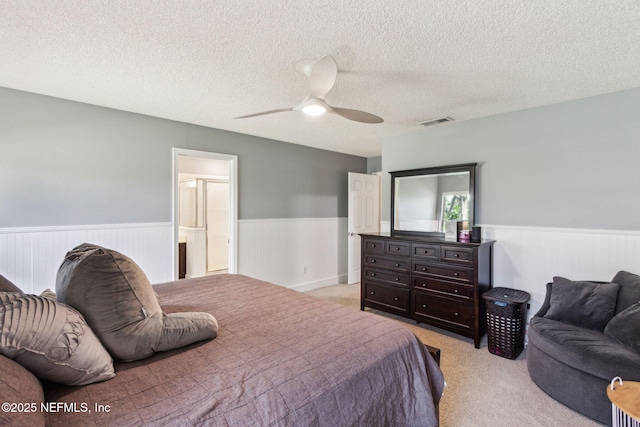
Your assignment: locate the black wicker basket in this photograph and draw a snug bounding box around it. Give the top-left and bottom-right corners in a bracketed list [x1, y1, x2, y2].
[483, 287, 530, 359]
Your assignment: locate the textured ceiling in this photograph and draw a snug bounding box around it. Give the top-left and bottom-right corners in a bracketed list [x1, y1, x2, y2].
[1, 1, 639, 157]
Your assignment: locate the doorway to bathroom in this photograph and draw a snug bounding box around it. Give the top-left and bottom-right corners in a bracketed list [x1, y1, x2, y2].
[173, 148, 237, 279]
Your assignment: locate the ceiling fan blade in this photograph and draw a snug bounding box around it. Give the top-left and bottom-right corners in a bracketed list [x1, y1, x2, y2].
[234, 108, 293, 119]
[331, 107, 384, 124]
[308, 55, 337, 98]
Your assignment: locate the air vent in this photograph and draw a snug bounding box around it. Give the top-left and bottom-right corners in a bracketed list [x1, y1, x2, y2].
[419, 117, 454, 127]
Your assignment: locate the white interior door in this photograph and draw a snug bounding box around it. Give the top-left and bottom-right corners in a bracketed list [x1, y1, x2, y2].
[348, 172, 380, 284]
[205, 181, 230, 272]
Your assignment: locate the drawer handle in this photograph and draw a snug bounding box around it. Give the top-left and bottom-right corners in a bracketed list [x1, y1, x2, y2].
[422, 267, 427, 272]
[421, 283, 427, 287]
[454, 312, 460, 316]
[454, 253, 460, 258]
[371, 259, 376, 263]
[371, 244, 377, 248]
[454, 272, 460, 277]
[395, 263, 400, 267]
[370, 273, 376, 277]
[454, 289, 459, 294]
[370, 291, 375, 295]
[395, 247, 400, 250]
[394, 297, 399, 301]
[394, 278, 399, 281]
[423, 250, 429, 254]
[422, 304, 427, 308]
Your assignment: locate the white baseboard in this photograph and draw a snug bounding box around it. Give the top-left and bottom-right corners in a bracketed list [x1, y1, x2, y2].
[288, 274, 348, 293]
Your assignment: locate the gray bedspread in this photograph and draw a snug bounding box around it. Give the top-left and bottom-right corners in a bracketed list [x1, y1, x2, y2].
[44, 274, 444, 426]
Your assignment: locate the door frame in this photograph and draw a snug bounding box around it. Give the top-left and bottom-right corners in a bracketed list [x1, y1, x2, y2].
[172, 148, 238, 278]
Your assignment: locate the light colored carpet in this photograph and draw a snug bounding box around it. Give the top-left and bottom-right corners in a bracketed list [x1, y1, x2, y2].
[306, 283, 603, 427]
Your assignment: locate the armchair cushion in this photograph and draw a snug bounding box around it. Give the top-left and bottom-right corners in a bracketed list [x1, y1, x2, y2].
[604, 301, 640, 354]
[529, 316, 640, 380]
[611, 270, 640, 315]
[544, 277, 619, 331]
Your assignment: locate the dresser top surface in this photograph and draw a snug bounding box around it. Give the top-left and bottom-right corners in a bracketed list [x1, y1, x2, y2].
[359, 232, 494, 247]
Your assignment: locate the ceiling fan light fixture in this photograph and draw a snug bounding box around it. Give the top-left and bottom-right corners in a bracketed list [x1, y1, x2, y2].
[302, 104, 327, 116]
[299, 98, 329, 116]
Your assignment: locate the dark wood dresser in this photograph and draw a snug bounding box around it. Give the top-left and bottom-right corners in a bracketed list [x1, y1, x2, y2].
[360, 232, 494, 348]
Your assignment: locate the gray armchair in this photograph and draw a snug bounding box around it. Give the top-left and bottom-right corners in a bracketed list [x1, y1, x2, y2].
[527, 272, 640, 425]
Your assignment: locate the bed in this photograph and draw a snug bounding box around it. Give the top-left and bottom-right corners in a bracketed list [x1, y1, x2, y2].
[4, 273, 444, 426]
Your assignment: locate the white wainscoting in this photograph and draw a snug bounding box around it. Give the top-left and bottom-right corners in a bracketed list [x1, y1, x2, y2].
[481, 224, 640, 317]
[8, 219, 628, 309]
[1, 218, 349, 295]
[0, 223, 174, 294]
[238, 218, 348, 292]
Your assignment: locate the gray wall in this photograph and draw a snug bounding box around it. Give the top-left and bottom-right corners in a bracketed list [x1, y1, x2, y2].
[0, 87, 366, 227]
[367, 156, 382, 174]
[382, 88, 640, 230]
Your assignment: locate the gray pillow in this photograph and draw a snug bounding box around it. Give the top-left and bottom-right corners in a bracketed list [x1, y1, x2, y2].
[0, 292, 115, 386]
[611, 271, 640, 315]
[604, 301, 640, 354]
[0, 274, 22, 293]
[56, 244, 218, 362]
[544, 277, 620, 331]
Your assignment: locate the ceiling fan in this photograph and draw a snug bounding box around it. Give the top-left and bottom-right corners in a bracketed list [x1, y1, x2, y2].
[234, 55, 383, 124]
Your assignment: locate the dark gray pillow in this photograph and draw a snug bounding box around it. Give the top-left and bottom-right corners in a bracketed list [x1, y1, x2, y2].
[544, 277, 620, 331]
[611, 271, 640, 315]
[604, 301, 640, 354]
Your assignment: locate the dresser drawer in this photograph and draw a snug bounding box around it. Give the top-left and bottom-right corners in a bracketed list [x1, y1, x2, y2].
[363, 282, 409, 312]
[413, 277, 473, 300]
[363, 255, 410, 272]
[363, 238, 385, 254]
[385, 240, 411, 256]
[413, 293, 473, 328]
[441, 246, 474, 265]
[363, 268, 410, 287]
[413, 243, 440, 259]
[412, 261, 473, 283]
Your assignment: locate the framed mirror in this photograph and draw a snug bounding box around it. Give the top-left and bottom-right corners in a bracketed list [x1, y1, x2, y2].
[390, 163, 476, 237]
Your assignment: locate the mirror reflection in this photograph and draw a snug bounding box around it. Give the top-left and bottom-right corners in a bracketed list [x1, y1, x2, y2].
[391, 163, 476, 237]
[394, 172, 470, 233]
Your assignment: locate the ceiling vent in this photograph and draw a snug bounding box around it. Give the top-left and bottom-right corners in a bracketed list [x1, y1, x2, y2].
[419, 117, 454, 127]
